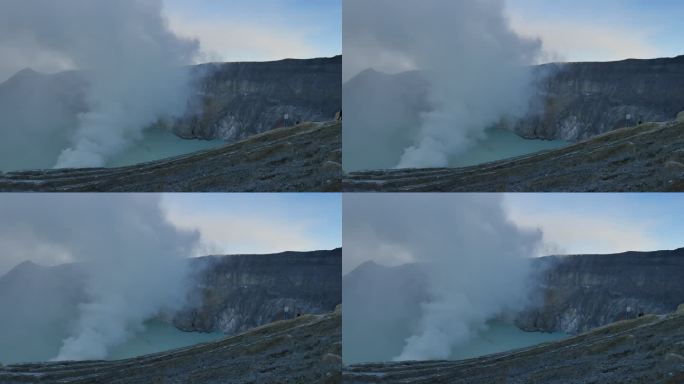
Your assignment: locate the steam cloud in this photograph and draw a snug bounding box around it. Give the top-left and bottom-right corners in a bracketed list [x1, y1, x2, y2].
[0, 0, 199, 168]
[343, 194, 542, 361]
[343, 0, 543, 169]
[0, 194, 200, 361]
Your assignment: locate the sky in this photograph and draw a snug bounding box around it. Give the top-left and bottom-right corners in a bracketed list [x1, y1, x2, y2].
[504, 193, 684, 256]
[0, 193, 341, 275]
[161, 193, 341, 257]
[164, 0, 341, 63]
[344, 193, 684, 274]
[507, 0, 684, 63]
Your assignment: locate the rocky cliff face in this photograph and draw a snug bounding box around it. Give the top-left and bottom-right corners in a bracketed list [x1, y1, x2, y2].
[174, 249, 342, 334]
[344, 308, 684, 384]
[516, 248, 684, 334]
[174, 56, 342, 141]
[0, 309, 342, 384]
[514, 55, 684, 141]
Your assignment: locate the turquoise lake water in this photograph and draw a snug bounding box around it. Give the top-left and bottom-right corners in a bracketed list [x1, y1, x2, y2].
[448, 321, 569, 360]
[105, 130, 225, 168]
[447, 128, 569, 168]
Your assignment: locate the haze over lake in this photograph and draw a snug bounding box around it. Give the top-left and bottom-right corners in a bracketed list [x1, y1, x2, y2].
[0, 130, 224, 172]
[0, 320, 224, 365]
[343, 321, 568, 365]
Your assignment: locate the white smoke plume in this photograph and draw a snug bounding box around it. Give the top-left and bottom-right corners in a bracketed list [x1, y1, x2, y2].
[343, 194, 542, 361]
[0, 194, 200, 361]
[343, 0, 543, 168]
[0, 0, 199, 168]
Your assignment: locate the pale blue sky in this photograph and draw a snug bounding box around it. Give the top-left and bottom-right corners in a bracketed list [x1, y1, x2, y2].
[507, 0, 684, 62]
[162, 193, 341, 256]
[164, 0, 341, 63]
[504, 193, 684, 256]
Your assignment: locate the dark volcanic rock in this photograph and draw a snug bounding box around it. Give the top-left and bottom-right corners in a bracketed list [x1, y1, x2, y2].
[0, 121, 342, 192]
[516, 248, 684, 334]
[343, 310, 684, 383]
[175, 56, 342, 141]
[0, 309, 342, 384]
[175, 249, 342, 334]
[343, 119, 684, 192]
[515, 55, 684, 141]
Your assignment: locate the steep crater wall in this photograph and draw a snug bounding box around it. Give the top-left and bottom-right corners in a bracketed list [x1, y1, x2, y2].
[175, 56, 342, 141]
[174, 249, 342, 334]
[516, 248, 684, 334]
[515, 55, 684, 140]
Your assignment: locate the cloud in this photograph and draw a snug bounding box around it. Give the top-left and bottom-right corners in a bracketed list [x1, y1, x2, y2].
[507, 210, 660, 256]
[0, 41, 74, 82]
[503, 196, 662, 256]
[167, 14, 321, 63]
[0, 194, 200, 361]
[344, 193, 543, 361]
[0, 0, 200, 169]
[164, 206, 323, 256]
[343, 0, 543, 169]
[507, 5, 662, 63]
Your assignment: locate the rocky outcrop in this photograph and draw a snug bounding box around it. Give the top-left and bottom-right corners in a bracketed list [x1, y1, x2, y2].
[516, 248, 684, 334]
[515, 55, 684, 141]
[174, 56, 341, 141]
[175, 249, 342, 334]
[343, 309, 684, 383]
[0, 121, 342, 192]
[0, 309, 342, 384]
[343, 119, 684, 192]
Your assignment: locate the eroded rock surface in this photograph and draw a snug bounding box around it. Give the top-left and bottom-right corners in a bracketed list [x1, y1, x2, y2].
[175, 249, 342, 334]
[343, 310, 684, 383]
[175, 56, 341, 141]
[0, 121, 342, 192]
[515, 55, 684, 141]
[0, 309, 342, 384]
[344, 120, 684, 192]
[516, 248, 684, 334]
